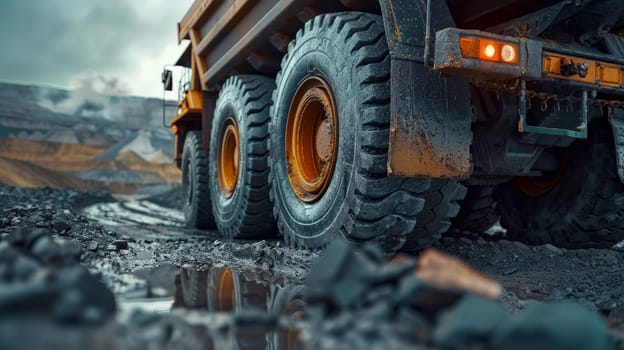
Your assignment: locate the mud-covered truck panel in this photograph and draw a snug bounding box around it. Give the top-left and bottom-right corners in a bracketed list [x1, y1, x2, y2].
[166, 0, 624, 253]
[176, 0, 378, 90]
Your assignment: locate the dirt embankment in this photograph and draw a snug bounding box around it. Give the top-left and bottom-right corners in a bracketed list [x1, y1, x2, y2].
[0, 138, 180, 192]
[0, 157, 103, 190]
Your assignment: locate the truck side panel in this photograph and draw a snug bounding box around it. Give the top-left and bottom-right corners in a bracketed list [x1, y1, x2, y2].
[179, 0, 378, 90]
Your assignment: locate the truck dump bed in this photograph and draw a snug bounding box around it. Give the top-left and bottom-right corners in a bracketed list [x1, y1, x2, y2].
[177, 0, 569, 90]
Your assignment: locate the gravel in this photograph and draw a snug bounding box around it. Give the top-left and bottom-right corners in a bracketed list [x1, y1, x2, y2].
[1, 185, 624, 349]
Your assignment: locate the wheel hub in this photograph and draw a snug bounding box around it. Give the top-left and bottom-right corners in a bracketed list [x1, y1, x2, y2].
[285, 77, 338, 203]
[514, 151, 568, 198]
[218, 117, 240, 198]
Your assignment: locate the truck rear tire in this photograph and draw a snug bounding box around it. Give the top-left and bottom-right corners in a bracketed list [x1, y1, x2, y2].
[269, 12, 429, 254]
[495, 121, 624, 248]
[452, 186, 499, 233]
[181, 131, 216, 229]
[209, 75, 277, 238]
[402, 180, 467, 252]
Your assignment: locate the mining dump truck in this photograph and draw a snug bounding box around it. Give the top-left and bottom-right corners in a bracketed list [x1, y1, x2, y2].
[163, 0, 624, 254]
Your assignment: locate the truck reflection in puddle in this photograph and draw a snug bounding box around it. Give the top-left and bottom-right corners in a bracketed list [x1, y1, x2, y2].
[173, 267, 305, 350]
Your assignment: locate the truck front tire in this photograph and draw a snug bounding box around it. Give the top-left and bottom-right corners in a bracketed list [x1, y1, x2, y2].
[269, 12, 429, 254]
[209, 75, 277, 238]
[181, 131, 216, 229]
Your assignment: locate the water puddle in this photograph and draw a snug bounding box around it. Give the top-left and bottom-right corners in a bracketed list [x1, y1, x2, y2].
[176, 266, 305, 349]
[117, 264, 306, 349]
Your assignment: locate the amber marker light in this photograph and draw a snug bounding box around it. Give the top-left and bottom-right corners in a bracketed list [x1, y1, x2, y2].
[483, 43, 497, 59]
[460, 37, 519, 64]
[501, 44, 517, 63]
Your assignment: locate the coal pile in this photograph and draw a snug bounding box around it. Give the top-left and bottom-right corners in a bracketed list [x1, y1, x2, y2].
[304, 241, 617, 350]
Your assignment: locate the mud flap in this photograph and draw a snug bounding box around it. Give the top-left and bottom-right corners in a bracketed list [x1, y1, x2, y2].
[608, 114, 624, 183]
[388, 59, 472, 178]
[380, 0, 472, 179]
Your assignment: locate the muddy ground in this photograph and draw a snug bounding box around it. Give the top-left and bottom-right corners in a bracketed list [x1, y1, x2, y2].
[1, 185, 624, 349]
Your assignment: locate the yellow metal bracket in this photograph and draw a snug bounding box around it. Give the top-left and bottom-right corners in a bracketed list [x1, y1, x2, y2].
[542, 51, 624, 89]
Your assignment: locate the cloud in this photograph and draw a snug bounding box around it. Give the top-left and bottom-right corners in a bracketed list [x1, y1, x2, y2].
[0, 0, 192, 97]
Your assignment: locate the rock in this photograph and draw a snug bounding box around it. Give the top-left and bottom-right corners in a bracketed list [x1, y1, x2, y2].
[360, 243, 385, 264]
[53, 288, 85, 322]
[51, 216, 71, 233]
[31, 236, 64, 265]
[395, 276, 462, 316]
[111, 240, 129, 250]
[330, 278, 369, 310]
[7, 228, 30, 246]
[120, 235, 136, 243]
[87, 241, 99, 251]
[53, 266, 116, 323]
[395, 307, 430, 342]
[433, 296, 508, 349]
[0, 265, 9, 282]
[0, 242, 20, 263]
[417, 248, 502, 300]
[363, 285, 395, 306]
[307, 240, 352, 287]
[58, 240, 82, 260]
[543, 243, 564, 256]
[364, 259, 417, 285]
[11, 255, 41, 280]
[490, 301, 612, 350]
[26, 229, 48, 248]
[306, 240, 356, 311]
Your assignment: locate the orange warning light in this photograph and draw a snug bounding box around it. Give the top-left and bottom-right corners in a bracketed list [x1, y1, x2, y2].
[460, 37, 519, 64]
[483, 44, 496, 59]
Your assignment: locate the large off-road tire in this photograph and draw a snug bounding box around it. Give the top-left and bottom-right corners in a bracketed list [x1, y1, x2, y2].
[452, 186, 499, 233]
[269, 12, 429, 254]
[209, 75, 277, 238]
[179, 269, 208, 309]
[495, 121, 624, 248]
[402, 180, 467, 252]
[181, 131, 216, 229]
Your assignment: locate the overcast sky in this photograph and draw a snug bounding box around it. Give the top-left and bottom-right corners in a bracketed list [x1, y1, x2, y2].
[0, 0, 194, 98]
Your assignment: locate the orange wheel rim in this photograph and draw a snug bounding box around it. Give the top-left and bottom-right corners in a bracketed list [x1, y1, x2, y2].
[515, 151, 568, 198]
[216, 268, 235, 311]
[218, 117, 240, 198]
[285, 77, 338, 203]
[514, 176, 561, 197]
